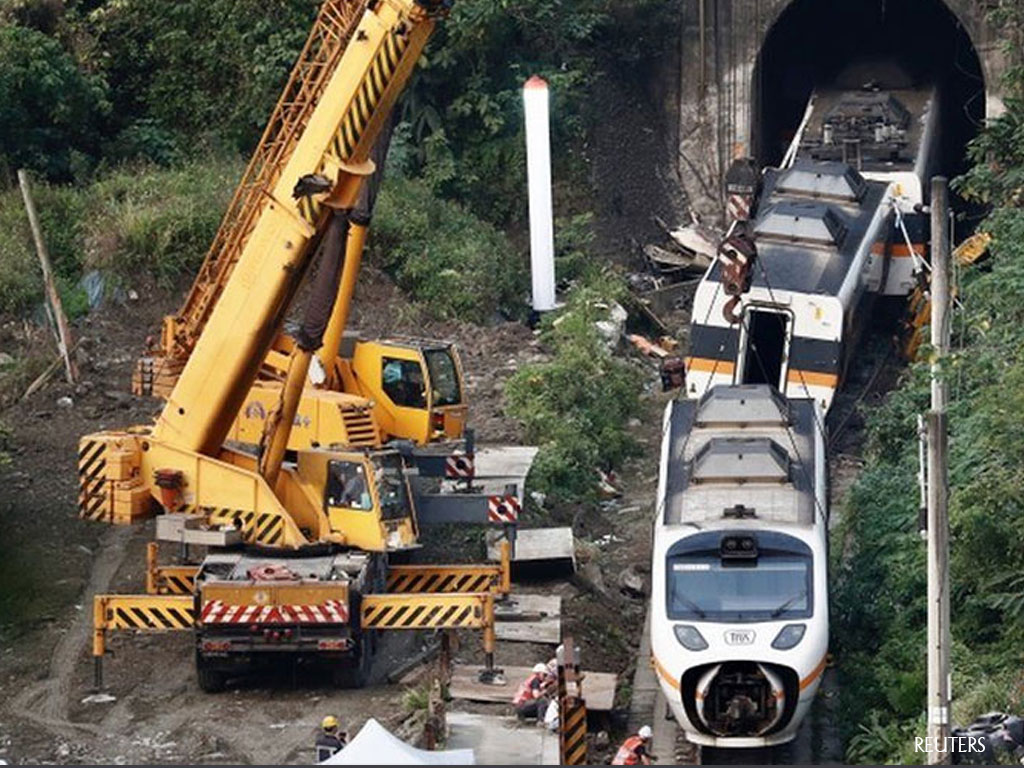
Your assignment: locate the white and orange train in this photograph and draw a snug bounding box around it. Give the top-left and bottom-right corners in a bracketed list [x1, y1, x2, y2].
[685, 77, 938, 413]
[650, 385, 828, 747]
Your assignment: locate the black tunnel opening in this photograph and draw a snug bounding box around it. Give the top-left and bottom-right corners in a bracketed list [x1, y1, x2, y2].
[753, 0, 985, 184]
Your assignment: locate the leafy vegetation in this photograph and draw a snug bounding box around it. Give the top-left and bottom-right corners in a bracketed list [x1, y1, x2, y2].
[368, 174, 527, 322]
[834, 16, 1024, 760]
[0, 24, 109, 181]
[0, 157, 242, 312]
[506, 270, 643, 502]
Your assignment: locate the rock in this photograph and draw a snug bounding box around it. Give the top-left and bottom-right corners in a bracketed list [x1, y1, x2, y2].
[627, 417, 642, 428]
[595, 730, 611, 749]
[104, 390, 131, 403]
[617, 564, 646, 599]
[56, 396, 74, 409]
[127, 289, 139, 301]
[577, 560, 607, 595]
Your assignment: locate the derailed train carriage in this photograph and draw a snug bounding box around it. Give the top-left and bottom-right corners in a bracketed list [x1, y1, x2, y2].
[650, 385, 828, 747]
[653, 72, 940, 749]
[686, 77, 938, 412]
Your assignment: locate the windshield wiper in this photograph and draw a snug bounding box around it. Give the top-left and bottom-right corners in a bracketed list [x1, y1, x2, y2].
[674, 595, 707, 619]
[770, 591, 807, 618]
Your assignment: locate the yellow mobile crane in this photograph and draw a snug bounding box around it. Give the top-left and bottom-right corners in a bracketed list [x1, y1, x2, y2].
[81, 0, 517, 692]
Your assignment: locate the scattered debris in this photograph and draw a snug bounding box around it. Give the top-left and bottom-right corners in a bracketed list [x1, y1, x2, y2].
[617, 565, 646, 599]
[56, 396, 73, 409]
[81, 692, 117, 705]
[593, 301, 628, 351]
[627, 334, 669, 359]
[660, 357, 686, 391]
[596, 469, 622, 498]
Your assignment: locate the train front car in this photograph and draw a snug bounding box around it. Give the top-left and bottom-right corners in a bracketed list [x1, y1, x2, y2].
[650, 385, 828, 748]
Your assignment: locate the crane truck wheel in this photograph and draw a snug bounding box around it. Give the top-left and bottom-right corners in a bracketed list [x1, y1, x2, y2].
[195, 653, 228, 693]
[332, 634, 372, 689]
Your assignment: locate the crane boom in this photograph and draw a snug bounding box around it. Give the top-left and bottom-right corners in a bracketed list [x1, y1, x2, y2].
[153, 0, 442, 455]
[160, 0, 368, 372]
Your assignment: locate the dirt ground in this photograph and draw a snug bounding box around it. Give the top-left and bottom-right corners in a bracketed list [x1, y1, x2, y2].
[0, 266, 669, 765]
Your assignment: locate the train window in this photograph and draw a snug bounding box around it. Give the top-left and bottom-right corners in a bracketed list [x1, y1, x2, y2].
[424, 348, 462, 406]
[666, 550, 812, 622]
[741, 310, 790, 389]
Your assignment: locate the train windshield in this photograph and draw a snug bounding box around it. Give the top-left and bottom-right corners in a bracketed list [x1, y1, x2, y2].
[666, 533, 812, 622]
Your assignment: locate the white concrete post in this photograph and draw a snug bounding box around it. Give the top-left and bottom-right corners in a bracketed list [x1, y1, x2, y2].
[523, 75, 556, 312]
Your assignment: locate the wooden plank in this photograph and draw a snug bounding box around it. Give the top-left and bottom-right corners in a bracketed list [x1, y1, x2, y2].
[496, 594, 560, 644]
[450, 664, 617, 712]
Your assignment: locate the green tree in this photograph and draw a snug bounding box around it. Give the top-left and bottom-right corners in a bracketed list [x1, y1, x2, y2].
[0, 24, 109, 180]
[81, 0, 318, 157]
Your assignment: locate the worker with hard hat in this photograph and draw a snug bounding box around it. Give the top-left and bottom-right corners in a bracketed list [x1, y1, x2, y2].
[315, 715, 347, 762]
[513, 662, 556, 721]
[612, 725, 654, 765]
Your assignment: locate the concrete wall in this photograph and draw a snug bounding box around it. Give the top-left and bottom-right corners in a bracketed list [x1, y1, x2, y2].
[676, 0, 1009, 223]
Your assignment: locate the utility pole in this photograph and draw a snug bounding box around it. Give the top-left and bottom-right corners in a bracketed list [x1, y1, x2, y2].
[926, 176, 951, 765]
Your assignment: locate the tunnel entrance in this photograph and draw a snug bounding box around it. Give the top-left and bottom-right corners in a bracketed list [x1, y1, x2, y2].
[752, 0, 985, 180]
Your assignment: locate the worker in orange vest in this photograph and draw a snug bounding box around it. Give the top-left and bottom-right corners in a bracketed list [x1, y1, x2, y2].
[513, 662, 555, 720]
[612, 725, 654, 765]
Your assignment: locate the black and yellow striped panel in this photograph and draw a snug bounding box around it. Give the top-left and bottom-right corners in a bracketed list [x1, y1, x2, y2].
[560, 701, 588, 765]
[99, 596, 195, 631]
[154, 567, 198, 595]
[296, 29, 412, 226]
[361, 594, 485, 630]
[387, 567, 499, 595]
[254, 512, 284, 546]
[78, 438, 110, 522]
[204, 508, 284, 547]
[207, 508, 256, 536]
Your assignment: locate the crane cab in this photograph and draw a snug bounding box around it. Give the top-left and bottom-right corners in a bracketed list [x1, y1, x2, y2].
[341, 338, 468, 444]
[292, 448, 419, 552]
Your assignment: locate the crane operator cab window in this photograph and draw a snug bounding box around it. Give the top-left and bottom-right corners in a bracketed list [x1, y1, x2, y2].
[375, 454, 412, 521]
[424, 348, 462, 406]
[325, 461, 373, 511]
[382, 358, 427, 409]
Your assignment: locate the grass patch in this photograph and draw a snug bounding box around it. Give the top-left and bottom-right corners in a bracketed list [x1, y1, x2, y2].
[0, 156, 243, 313]
[368, 174, 528, 323]
[505, 270, 643, 502]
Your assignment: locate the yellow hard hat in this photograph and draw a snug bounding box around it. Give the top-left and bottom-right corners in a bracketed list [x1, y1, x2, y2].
[322, 715, 339, 731]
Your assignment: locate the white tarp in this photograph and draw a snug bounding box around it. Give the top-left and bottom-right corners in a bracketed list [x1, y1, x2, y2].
[320, 718, 474, 765]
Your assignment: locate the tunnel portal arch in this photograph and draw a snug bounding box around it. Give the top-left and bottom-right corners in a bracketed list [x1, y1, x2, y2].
[673, 0, 1000, 222]
[751, 0, 987, 174]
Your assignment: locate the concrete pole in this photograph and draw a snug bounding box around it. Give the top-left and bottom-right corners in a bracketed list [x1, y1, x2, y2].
[523, 76, 556, 313]
[926, 176, 951, 764]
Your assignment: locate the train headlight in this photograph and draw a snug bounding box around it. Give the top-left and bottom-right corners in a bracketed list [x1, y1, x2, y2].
[771, 623, 806, 650]
[673, 624, 708, 651]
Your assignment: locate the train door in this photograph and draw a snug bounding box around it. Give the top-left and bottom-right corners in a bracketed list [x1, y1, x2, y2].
[738, 308, 792, 392]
